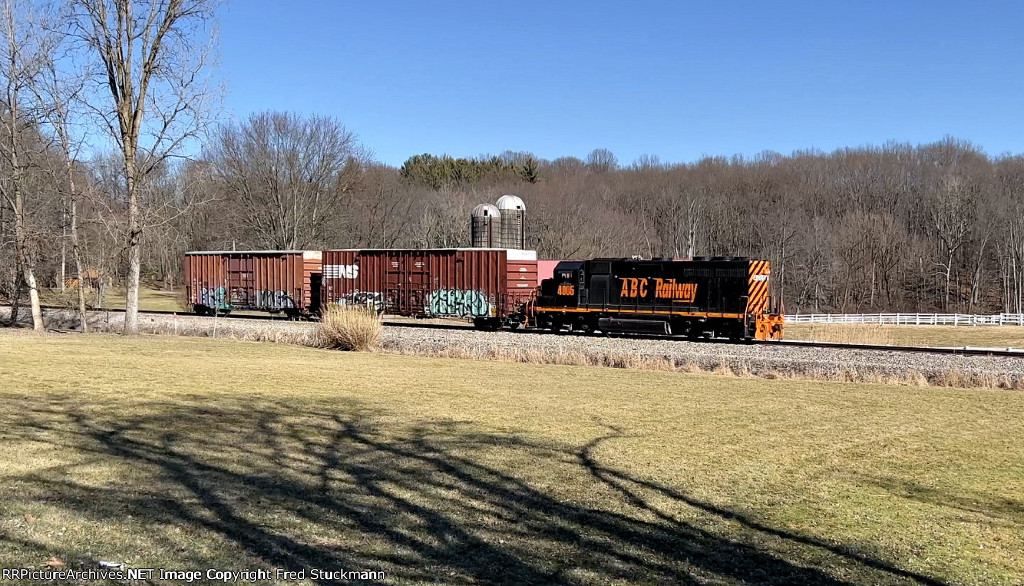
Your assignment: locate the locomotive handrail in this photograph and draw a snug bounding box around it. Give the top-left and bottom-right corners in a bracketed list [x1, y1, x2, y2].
[786, 313, 1024, 326]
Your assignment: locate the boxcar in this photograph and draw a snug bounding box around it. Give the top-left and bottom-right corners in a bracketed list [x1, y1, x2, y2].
[322, 248, 538, 328]
[533, 257, 784, 340]
[184, 250, 323, 317]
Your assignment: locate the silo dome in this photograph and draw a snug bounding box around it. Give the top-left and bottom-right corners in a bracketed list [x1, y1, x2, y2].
[471, 203, 500, 218]
[495, 195, 526, 249]
[470, 203, 501, 248]
[496, 194, 525, 211]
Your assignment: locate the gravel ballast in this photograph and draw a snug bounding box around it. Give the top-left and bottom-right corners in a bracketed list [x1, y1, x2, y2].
[3, 306, 1022, 388]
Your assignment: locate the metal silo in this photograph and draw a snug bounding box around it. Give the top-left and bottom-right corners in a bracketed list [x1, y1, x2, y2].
[496, 194, 526, 249]
[471, 203, 501, 248]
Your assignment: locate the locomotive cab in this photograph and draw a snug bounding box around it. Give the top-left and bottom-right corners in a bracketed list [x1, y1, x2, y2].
[536, 261, 585, 331]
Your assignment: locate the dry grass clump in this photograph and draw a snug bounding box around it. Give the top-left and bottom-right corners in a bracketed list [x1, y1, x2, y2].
[314, 304, 382, 351]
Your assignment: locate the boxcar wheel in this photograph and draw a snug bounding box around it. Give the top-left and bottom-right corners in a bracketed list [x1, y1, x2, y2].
[473, 317, 501, 331]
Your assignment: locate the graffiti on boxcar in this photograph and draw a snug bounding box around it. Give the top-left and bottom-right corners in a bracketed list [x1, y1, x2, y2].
[198, 286, 228, 309]
[426, 289, 490, 317]
[337, 290, 383, 312]
[255, 289, 295, 310]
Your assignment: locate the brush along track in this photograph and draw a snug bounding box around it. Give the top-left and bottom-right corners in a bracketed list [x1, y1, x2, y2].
[5, 304, 1023, 389]
[14, 303, 1024, 357]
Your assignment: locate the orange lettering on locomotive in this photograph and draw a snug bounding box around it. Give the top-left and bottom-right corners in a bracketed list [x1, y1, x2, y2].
[557, 284, 575, 296]
[653, 278, 698, 302]
[619, 278, 651, 298]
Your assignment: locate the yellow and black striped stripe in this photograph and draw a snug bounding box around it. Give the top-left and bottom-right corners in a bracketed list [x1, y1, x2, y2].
[746, 260, 770, 314]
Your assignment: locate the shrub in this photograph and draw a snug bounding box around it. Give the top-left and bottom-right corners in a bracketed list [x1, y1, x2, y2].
[315, 305, 382, 351]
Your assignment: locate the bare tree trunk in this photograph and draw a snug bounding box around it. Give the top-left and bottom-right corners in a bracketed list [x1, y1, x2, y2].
[968, 237, 988, 314]
[24, 263, 42, 329]
[67, 163, 87, 331]
[7, 122, 42, 331]
[124, 162, 141, 334]
[869, 261, 876, 307]
[60, 202, 66, 291]
[0, 0, 43, 331]
[8, 273, 21, 325]
[944, 255, 953, 312]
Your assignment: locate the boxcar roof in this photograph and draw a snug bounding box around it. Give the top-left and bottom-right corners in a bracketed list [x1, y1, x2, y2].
[186, 250, 311, 255]
[325, 248, 537, 260]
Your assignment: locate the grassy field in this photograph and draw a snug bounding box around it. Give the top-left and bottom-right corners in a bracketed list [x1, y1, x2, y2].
[39, 286, 185, 312]
[786, 323, 1024, 348]
[0, 333, 1020, 585]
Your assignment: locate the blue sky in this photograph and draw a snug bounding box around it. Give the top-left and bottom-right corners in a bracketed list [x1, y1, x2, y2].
[216, 0, 1023, 166]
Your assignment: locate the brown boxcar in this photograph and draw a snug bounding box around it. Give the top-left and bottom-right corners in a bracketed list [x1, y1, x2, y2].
[322, 248, 538, 327]
[184, 250, 323, 316]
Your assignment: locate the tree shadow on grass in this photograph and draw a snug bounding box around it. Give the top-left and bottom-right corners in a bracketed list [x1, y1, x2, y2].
[0, 395, 949, 585]
[856, 474, 1024, 524]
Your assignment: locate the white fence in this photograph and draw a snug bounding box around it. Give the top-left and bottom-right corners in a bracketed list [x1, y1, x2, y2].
[786, 313, 1024, 326]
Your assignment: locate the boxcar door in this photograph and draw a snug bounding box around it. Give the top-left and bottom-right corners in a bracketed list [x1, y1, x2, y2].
[407, 251, 429, 315]
[384, 253, 406, 315]
[226, 255, 253, 309]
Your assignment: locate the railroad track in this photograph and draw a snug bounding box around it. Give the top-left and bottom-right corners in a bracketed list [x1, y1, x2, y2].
[504, 324, 1024, 357]
[9, 303, 1024, 358]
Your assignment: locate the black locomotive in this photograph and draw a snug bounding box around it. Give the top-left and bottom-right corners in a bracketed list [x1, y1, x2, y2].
[532, 257, 784, 340]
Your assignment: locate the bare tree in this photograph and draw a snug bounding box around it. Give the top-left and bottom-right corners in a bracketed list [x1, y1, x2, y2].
[348, 164, 412, 247]
[586, 148, 617, 173]
[0, 0, 55, 330]
[70, 0, 218, 334]
[413, 185, 471, 248]
[997, 157, 1024, 312]
[29, 24, 92, 330]
[928, 175, 975, 311]
[208, 111, 364, 249]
